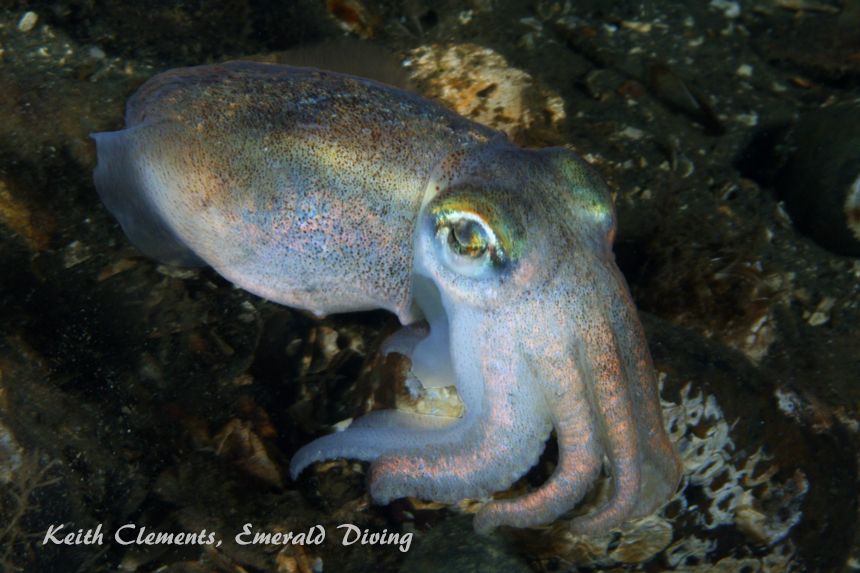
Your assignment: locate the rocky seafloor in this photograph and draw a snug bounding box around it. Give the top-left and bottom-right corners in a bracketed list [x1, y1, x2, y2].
[0, 0, 859, 571]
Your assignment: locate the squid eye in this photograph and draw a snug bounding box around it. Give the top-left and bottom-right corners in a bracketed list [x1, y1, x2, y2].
[433, 211, 506, 279]
[449, 218, 489, 257]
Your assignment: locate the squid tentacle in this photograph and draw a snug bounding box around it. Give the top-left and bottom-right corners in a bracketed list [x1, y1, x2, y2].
[369, 325, 551, 504]
[606, 277, 684, 516]
[474, 354, 604, 533]
[568, 317, 643, 535]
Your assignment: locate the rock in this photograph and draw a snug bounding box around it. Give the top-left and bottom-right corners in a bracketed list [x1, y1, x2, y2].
[774, 102, 860, 257]
[399, 515, 531, 573]
[325, 0, 379, 38]
[750, 4, 860, 84]
[17, 11, 38, 33]
[407, 44, 566, 147]
[0, 176, 53, 251]
[213, 418, 283, 488]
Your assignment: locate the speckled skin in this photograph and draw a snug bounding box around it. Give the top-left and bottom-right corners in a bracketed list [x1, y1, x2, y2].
[93, 62, 503, 321]
[93, 62, 682, 535]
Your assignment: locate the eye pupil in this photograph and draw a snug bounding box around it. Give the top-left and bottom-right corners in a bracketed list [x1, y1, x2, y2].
[450, 218, 488, 257]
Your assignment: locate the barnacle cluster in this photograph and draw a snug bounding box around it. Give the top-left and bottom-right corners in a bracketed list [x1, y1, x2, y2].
[659, 380, 806, 571]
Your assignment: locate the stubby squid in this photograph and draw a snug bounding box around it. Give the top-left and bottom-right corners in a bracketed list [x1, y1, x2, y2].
[92, 61, 683, 535]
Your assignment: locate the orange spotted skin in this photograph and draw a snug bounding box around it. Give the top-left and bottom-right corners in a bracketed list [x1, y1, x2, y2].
[93, 62, 682, 535]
